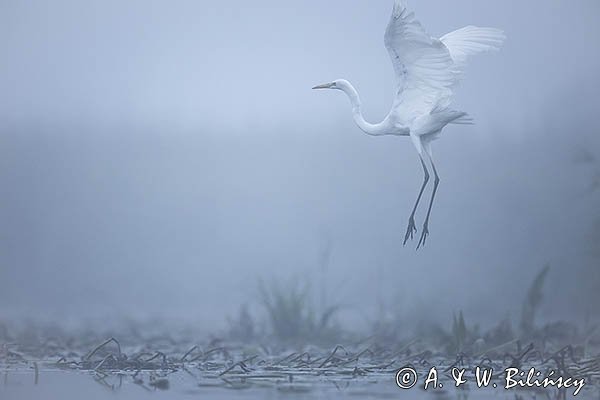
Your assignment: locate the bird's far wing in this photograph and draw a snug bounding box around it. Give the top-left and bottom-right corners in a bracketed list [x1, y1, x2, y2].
[440, 26, 505, 69]
[384, 0, 458, 121]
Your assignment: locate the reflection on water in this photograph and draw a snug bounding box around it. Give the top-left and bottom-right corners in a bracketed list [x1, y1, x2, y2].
[1, 369, 593, 400]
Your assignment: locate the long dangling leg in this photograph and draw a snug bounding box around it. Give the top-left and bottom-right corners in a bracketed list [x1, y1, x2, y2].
[417, 143, 439, 249]
[403, 156, 430, 245]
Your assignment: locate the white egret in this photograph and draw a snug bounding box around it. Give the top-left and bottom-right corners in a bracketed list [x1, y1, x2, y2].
[313, 0, 504, 248]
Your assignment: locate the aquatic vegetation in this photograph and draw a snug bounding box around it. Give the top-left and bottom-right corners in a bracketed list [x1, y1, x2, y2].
[520, 265, 551, 336]
[1, 326, 600, 398]
[1, 264, 598, 397]
[226, 305, 258, 343]
[450, 310, 467, 354]
[257, 278, 342, 344]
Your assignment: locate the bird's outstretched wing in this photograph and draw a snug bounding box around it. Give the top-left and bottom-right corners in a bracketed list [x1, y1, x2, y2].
[440, 26, 505, 70]
[384, 0, 457, 122]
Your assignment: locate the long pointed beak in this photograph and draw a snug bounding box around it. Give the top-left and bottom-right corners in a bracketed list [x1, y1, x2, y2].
[312, 82, 334, 90]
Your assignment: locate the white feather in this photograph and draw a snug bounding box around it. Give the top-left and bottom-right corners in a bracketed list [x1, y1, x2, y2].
[441, 26, 506, 69]
[384, 0, 458, 124]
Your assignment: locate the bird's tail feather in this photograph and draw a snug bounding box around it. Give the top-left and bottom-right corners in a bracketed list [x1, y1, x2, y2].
[450, 114, 475, 125]
[422, 108, 474, 133]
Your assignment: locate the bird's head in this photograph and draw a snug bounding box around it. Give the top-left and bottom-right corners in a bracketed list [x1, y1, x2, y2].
[312, 79, 349, 91]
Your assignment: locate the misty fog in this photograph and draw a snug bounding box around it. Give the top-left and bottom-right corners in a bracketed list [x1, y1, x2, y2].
[1, 0, 599, 334]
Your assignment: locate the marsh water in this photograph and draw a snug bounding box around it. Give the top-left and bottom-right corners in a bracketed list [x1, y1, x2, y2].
[3, 368, 596, 400]
[2, 333, 598, 400]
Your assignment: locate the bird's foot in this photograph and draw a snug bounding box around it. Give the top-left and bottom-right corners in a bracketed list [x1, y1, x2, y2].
[417, 223, 429, 249]
[403, 216, 417, 246]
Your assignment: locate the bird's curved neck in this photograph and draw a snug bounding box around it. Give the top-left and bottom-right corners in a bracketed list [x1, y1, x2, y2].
[339, 83, 382, 136]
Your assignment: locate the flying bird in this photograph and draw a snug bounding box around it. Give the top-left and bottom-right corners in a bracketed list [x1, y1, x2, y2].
[313, 0, 504, 248]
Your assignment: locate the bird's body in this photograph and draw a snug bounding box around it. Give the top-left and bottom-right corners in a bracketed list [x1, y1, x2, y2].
[313, 0, 504, 248]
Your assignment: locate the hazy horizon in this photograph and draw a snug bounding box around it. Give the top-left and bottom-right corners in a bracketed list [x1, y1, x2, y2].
[1, 0, 599, 333]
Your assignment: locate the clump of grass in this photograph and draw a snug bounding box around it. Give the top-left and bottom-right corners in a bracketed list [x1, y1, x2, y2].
[520, 265, 550, 336]
[450, 310, 467, 354]
[442, 310, 484, 355]
[258, 278, 341, 345]
[0, 320, 8, 341]
[483, 317, 515, 348]
[226, 305, 257, 343]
